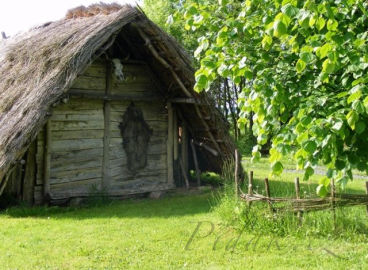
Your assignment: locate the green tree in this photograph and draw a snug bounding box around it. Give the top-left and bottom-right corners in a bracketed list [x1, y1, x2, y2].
[179, 0, 368, 193]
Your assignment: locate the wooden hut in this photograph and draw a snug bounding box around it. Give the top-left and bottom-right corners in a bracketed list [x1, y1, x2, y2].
[0, 4, 238, 205]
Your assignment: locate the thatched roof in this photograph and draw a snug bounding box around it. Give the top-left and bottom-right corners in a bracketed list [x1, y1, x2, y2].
[0, 4, 238, 193]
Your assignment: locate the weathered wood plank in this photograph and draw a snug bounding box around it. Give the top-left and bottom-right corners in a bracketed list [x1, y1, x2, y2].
[70, 75, 105, 90]
[110, 120, 167, 132]
[51, 139, 103, 152]
[55, 99, 103, 111]
[50, 113, 104, 121]
[43, 120, 51, 200]
[50, 178, 101, 194]
[167, 102, 174, 185]
[52, 109, 102, 115]
[102, 61, 112, 190]
[50, 167, 102, 184]
[50, 120, 104, 131]
[23, 141, 36, 204]
[51, 130, 104, 140]
[110, 130, 167, 139]
[33, 185, 43, 205]
[50, 157, 103, 174]
[82, 64, 106, 78]
[51, 148, 103, 165]
[36, 134, 44, 185]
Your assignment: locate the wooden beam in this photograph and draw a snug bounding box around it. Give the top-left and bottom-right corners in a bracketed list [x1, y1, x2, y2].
[194, 105, 222, 155]
[173, 108, 178, 161]
[193, 141, 218, 157]
[190, 139, 201, 187]
[102, 61, 112, 191]
[181, 123, 189, 182]
[132, 24, 193, 98]
[167, 102, 174, 185]
[179, 157, 190, 189]
[43, 120, 51, 201]
[22, 141, 36, 204]
[169, 97, 200, 104]
[68, 89, 161, 101]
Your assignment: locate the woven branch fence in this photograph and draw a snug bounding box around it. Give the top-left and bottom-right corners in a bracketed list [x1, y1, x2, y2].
[233, 151, 368, 224]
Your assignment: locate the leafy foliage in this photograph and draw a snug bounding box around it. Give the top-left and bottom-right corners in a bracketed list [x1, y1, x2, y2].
[178, 0, 368, 190]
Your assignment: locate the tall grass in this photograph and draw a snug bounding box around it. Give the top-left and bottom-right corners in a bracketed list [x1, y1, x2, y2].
[212, 159, 368, 241]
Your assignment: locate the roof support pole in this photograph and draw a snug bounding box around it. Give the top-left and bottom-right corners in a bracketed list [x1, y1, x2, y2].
[102, 60, 112, 192]
[167, 102, 174, 186]
[43, 119, 51, 202]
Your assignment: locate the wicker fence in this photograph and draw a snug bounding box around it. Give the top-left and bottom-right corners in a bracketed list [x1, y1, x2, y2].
[235, 166, 368, 224]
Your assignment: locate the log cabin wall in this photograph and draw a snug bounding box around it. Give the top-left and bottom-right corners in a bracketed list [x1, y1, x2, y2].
[32, 58, 173, 203]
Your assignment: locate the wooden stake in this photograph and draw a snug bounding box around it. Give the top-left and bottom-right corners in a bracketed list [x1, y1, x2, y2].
[179, 157, 190, 189]
[264, 178, 272, 212]
[102, 60, 112, 192]
[43, 120, 51, 202]
[365, 181, 368, 216]
[248, 171, 253, 208]
[331, 179, 336, 230]
[173, 108, 178, 161]
[234, 149, 239, 198]
[167, 102, 174, 186]
[190, 140, 201, 187]
[294, 177, 303, 225]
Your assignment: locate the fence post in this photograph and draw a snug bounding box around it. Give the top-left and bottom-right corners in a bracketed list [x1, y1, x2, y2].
[248, 171, 253, 208]
[264, 178, 272, 213]
[234, 149, 239, 199]
[331, 179, 336, 230]
[294, 177, 303, 225]
[365, 182, 368, 216]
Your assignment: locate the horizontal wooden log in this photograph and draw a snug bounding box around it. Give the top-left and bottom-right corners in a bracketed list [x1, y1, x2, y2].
[50, 167, 102, 184]
[50, 120, 104, 131]
[82, 64, 106, 78]
[68, 89, 162, 101]
[111, 169, 167, 184]
[50, 113, 103, 121]
[51, 130, 104, 140]
[110, 177, 169, 192]
[55, 99, 103, 111]
[51, 148, 103, 165]
[50, 178, 101, 193]
[50, 138, 103, 152]
[52, 109, 103, 116]
[169, 97, 201, 104]
[109, 130, 167, 139]
[110, 120, 167, 133]
[110, 110, 167, 122]
[49, 182, 173, 200]
[50, 157, 103, 174]
[70, 75, 105, 90]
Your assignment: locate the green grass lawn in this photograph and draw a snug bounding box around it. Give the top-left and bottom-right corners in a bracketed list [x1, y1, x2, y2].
[1, 182, 368, 269]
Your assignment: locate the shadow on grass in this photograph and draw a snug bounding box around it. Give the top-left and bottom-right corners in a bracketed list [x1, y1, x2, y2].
[0, 192, 217, 220]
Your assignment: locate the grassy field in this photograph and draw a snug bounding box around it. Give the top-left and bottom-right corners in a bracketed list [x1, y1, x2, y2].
[1, 160, 368, 269]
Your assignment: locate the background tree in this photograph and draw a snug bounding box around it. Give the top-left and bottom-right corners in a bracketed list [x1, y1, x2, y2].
[177, 0, 368, 193]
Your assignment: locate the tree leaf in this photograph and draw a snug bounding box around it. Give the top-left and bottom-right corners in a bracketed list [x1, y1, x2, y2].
[273, 20, 287, 37]
[272, 161, 284, 175]
[262, 35, 273, 50]
[302, 140, 317, 154]
[322, 59, 335, 74]
[346, 110, 359, 130]
[296, 59, 306, 73]
[317, 184, 328, 197]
